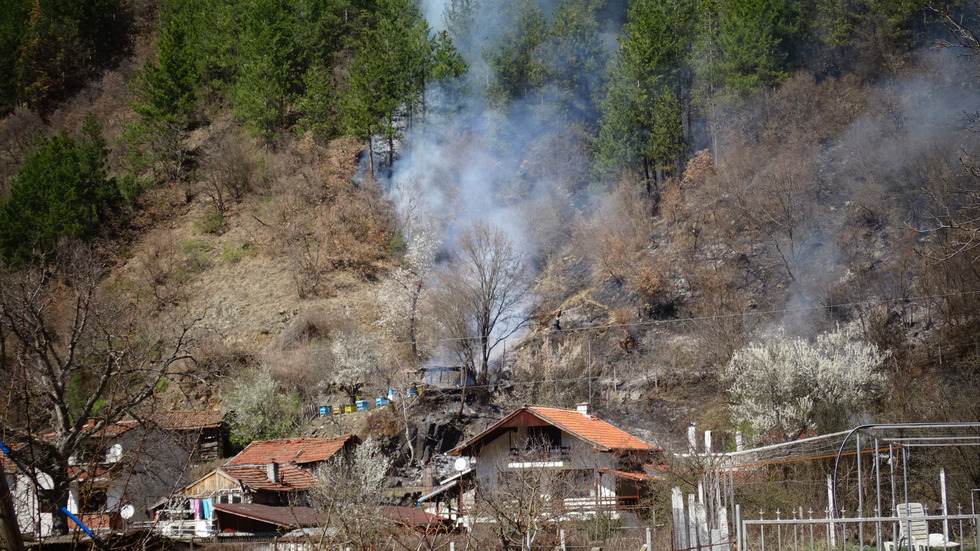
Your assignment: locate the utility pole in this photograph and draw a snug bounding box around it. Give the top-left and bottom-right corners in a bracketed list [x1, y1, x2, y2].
[0, 462, 25, 551]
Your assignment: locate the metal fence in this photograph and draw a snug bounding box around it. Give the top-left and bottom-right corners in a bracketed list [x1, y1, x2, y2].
[738, 510, 980, 551]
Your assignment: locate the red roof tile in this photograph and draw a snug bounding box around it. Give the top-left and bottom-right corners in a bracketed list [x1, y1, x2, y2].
[221, 464, 318, 492]
[226, 435, 355, 467]
[42, 419, 143, 440]
[450, 407, 658, 455]
[153, 411, 224, 431]
[213, 503, 323, 528]
[526, 407, 658, 452]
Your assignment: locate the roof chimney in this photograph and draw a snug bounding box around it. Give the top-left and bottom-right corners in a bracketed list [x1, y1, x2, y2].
[266, 462, 279, 483]
[576, 402, 589, 416]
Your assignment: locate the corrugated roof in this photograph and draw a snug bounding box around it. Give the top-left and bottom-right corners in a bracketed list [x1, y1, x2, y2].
[213, 503, 323, 527]
[225, 435, 355, 467]
[221, 464, 318, 492]
[153, 410, 224, 431]
[450, 406, 659, 455]
[417, 480, 457, 503]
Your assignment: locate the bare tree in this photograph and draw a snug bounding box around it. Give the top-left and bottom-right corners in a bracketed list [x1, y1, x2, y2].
[0, 244, 198, 534]
[472, 439, 583, 551]
[432, 222, 531, 388]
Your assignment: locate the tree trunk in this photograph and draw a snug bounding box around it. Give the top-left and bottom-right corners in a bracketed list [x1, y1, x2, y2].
[367, 137, 375, 178]
[642, 157, 654, 198]
[0, 464, 25, 551]
[409, 281, 422, 358]
[388, 134, 394, 169]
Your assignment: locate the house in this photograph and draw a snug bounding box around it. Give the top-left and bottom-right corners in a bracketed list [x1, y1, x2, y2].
[153, 410, 229, 461]
[154, 434, 359, 538]
[422, 404, 663, 527]
[5, 419, 193, 538]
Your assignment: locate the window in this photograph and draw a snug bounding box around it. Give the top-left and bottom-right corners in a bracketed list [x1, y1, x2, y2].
[527, 426, 561, 448]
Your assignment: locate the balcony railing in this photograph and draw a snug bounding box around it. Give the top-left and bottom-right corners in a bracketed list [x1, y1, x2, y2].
[508, 446, 571, 466]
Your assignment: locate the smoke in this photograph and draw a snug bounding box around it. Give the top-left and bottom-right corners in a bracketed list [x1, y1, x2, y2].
[774, 47, 980, 336]
[390, 0, 618, 256]
[381, 0, 623, 368]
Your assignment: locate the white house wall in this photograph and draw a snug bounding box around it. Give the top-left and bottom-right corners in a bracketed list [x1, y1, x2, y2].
[10, 472, 53, 538]
[469, 425, 620, 514]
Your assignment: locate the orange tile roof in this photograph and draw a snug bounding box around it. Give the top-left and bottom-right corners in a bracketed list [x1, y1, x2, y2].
[153, 410, 224, 431]
[526, 407, 658, 452]
[221, 464, 318, 492]
[225, 435, 355, 467]
[450, 406, 659, 455]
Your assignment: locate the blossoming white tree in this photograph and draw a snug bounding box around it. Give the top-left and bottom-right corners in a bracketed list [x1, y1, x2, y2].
[329, 329, 384, 403]
[375, 216, 439, 360]
[725, 325, 887, 441]
[224, 367, 299, 445]
[309, 438, 392, 549]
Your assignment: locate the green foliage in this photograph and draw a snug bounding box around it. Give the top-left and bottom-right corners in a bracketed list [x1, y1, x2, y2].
[483, 0, 548, 106]
[230, 0, 296, 139]
[715, 0, 790, 94]
[197, 208, 225, 234]
[220, 242, 253, 263]
[0, 114, 120, 263]
[297, 62, 337, 140]
[341, 0, 436, 159]
[125, 0, 201, 181]
[179, 239, 213, 273]
[0, 0, 123, 112]
[387, 231, 408, 254]
[154, 377, 170, 394]
[224, 368, 300, 446]
[537, 0, 609, 120]
[595, 0, 692, 182]
[0, 0, 28, 112]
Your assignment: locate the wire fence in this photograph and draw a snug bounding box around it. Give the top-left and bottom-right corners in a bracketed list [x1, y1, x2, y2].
[739, 512, 980, 551]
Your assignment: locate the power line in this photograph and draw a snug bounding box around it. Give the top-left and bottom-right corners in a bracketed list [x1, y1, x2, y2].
[383, 287, 980, 347]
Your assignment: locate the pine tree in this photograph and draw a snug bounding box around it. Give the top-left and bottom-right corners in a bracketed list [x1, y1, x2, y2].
[595, 0, 693, 188]
[483, 0, 548, 106]
[0, 114, 119, 262]
[715, 0, 789, 94]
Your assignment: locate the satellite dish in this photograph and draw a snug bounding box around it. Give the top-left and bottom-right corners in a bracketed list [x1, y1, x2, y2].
[120, 504, 135, 519]
[454, 457, 469, 471]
